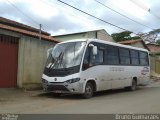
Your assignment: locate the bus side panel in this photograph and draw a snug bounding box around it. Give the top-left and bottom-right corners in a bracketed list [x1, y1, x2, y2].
[80, 65, 112, 92]
[80, 65, 150, 92]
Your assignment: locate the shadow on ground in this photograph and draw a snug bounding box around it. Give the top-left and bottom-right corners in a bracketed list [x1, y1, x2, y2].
[35, 87, 144, 100]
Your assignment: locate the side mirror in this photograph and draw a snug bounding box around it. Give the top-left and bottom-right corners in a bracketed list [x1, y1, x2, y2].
[93, 46, 97, 56]
[89, 44, 97, 56]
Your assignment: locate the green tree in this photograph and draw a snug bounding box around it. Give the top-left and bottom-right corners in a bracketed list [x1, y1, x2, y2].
[157, 40, 160, 45]
[111, 31, 140, 42]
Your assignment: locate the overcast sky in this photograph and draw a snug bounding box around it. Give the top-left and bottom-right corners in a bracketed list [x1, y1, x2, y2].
[0, 0, 160, 36]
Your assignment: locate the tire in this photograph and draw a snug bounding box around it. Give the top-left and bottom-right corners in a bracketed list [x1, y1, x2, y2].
[126, 79, 137, 91]
[82, 82, 94, 99]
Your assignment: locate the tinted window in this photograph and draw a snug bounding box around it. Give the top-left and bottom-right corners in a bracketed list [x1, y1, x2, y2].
[130, 50, 139, 65]
[106, 46, 119, 64]
[131, 50, 138, 58]
[119, 48, 130, 65]
[139, 52, 149, 66]
[95, 49, 104, 64]
[119, 48, 130, 57]
[83, 47, 90, 65]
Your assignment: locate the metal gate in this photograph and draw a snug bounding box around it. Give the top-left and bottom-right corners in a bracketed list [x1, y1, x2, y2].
[0, 34, 18, 88]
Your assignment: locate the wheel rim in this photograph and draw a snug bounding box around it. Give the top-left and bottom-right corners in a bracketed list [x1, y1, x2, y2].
[86, 85, 92, 95]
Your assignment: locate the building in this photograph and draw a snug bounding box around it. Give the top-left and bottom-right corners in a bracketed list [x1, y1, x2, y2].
[0, 17, 60, 89]
[53, 29, 114, 42]
[118, 39, 149, 50]
[147, 43, 160, 76]
[147, 43, 160, 54]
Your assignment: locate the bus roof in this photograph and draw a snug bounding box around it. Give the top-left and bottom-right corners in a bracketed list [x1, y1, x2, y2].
[58, 39, 149, 52]
[88, 39, 149, 52]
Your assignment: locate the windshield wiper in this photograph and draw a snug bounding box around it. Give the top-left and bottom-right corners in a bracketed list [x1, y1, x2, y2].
[50, 52, 64, 69]
[56, 52, 64, 68]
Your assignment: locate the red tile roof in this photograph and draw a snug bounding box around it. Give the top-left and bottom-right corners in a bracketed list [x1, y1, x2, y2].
[0, 17, 49, 36]
[147, 44, 160, 53]
[0, 17, 60, 43]
[118, 39, 142, 44]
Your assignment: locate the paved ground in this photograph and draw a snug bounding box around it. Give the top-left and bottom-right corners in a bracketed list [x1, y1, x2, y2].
[0, 79, 160, 114]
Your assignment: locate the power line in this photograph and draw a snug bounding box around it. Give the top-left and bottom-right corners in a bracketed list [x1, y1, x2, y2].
[41, 0, 126, 35]
[150, 11, 160, 21]
[6, 0, 39, 26]
[57, 0, 143, 37]
[40, 0, 102, 33]
[58, 0, 128, 31]
[6, 0, 50, 33]
[95, 0, 155, 31]
[129, 0, 160, 29]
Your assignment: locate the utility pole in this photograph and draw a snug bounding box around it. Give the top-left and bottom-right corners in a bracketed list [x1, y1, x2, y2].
[39, 24, 42, 40]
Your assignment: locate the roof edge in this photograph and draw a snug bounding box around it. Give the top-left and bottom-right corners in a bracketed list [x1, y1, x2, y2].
[53, 29, 106, 37]
[0, 23, 60, 43]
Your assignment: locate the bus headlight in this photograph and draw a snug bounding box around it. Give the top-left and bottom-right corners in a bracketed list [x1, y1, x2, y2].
[65, 78, 80, 84]
[42, 79, 48, 84]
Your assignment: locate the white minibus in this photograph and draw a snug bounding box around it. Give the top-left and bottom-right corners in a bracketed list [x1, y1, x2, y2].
[42, 39, 150, 98]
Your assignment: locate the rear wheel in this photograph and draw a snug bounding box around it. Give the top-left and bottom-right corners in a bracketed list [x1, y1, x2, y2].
[126, 79, 137, 91]
[82, 82, 93, 99]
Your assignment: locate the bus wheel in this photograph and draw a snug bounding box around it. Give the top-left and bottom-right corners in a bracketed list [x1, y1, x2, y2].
[82, 82, 93, 99]
[126, 79, 137, 91]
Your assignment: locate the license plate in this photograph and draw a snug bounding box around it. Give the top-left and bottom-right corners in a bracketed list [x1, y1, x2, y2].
[54, 90, 62, 93]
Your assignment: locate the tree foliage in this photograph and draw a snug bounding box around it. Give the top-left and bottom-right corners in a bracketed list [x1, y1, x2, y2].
[138, 28, 160, 43]
[111, 31, 140, 42]
[157, 40, 160, 45]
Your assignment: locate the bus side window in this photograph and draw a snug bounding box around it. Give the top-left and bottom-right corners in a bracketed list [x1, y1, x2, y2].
[139, 52, 149, 66]
[90, 47, 104, 65]
[119, 48, 130, 65]
[95, 49, 104, 64]
[130, 50, 139, 65]
[106, 46, 119, 65]
[82, 47, 104, 70]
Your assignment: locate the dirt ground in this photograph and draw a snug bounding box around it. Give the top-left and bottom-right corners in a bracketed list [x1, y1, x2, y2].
[0, 78, 160, 114]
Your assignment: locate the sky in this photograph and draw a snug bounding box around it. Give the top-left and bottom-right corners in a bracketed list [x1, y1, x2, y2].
[0, 0, 160, 36]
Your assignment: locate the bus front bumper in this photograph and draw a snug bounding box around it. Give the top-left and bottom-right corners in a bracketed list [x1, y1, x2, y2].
[42, 79, 83, 94]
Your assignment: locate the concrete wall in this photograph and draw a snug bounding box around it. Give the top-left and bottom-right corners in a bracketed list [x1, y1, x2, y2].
[97, 30, 114, 42]
[18, 36, 55, 89]
[0, 29, 56, 89]
[150, 55, 160, 77]
[150, 56, 156, 76]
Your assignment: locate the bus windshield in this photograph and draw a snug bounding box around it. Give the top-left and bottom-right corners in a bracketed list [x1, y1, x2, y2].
[46, 41, 86, 70]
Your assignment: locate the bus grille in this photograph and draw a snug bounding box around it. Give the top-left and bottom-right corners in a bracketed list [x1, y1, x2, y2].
[47, 85, 69, 91]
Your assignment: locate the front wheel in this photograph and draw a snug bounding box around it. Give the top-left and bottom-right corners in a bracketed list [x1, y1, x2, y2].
[82, 82, 93, 99]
